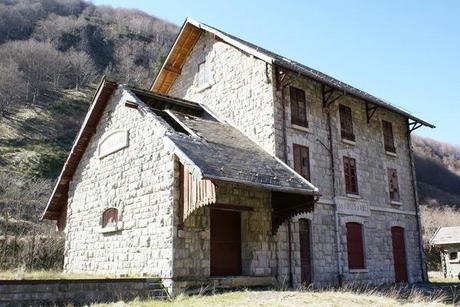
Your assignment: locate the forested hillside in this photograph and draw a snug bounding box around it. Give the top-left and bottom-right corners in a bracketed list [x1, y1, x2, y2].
[413, 135, 460, 207]
[0, 0, 178, 270]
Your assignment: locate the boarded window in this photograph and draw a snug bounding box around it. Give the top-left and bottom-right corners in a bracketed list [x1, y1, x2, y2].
[387, 168, 400, 202]
[339, 104, 355, 141]
[346, 222, 365, 269]
[198, 61, 209, 87]
[101, 208, 118, 228]
[343, 156, 358, 194]
[293, 144, 310, 180]
[382, 120, 396, 153]
[290, 86, 308, 128]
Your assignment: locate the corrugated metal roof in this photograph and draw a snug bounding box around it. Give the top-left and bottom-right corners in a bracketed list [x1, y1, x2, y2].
[431, 226, 460, 245]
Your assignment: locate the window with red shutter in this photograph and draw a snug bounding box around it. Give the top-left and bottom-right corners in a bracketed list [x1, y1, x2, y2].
[382, 120, 396, 153]
[101, 208, 119, 228]
[290, 86, 308, 128]
[346, 222, 365, 269]
[343, 156, 358, 194]
[387, 168, 400, 202]
[339, 104, 355, 142]
[293, 144, 310, 180]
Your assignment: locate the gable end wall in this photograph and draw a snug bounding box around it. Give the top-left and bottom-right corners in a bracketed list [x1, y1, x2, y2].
[65, 87, 175, 279]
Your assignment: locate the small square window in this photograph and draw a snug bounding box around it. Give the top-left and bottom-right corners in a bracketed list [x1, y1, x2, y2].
[450, 252, 458, 260]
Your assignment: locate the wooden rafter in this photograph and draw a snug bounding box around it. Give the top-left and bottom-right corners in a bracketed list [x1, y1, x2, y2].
[408, 120, 423, 132]
[365, 102, 379, 124]
[321, 84, 344, 109]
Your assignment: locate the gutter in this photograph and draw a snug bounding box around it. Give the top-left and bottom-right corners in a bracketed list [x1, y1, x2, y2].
[406, 121, 428, 282]
[325, 107, 343, 286]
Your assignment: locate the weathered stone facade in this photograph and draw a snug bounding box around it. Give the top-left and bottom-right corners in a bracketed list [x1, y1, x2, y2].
[60, 20, 427, 295]
[167, 31, 424, 286]
[65, 87, 176, 280]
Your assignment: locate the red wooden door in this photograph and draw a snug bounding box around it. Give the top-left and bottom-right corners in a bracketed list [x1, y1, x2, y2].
[210, 209, 241, 276]
[299, 219, 312, 284]
[391, 227, 408, 282]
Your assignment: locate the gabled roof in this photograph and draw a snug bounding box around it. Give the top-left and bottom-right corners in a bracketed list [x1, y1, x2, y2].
[42, 79, 318, 222]
[151, 18, 434, 129]
[430, 226, 460, 245]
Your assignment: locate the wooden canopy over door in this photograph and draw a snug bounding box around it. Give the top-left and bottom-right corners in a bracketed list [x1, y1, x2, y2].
[210, 209, 242, 276]
[391, 226, 408, 282]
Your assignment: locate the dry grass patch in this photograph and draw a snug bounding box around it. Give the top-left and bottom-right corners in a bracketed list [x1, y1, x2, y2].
[429, 271, 460, 284]
[94, 289, 447, 307]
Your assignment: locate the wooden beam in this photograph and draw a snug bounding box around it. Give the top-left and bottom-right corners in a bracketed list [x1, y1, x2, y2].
[365, 102, 379, 124]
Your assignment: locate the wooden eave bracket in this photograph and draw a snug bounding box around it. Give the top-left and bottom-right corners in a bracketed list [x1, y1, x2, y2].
[365, 102, 379, 124]
[321, 84, 344, 109]
[408, 120, 423, 132]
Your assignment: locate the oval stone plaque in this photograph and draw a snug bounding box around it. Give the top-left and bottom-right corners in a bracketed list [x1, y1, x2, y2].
[98, 129, 129, 159]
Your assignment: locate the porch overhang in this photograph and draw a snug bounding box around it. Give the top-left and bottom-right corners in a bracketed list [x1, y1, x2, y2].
[178, 162, 317, 234]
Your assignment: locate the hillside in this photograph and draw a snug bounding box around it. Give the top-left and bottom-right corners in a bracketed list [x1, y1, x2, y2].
[413, 135, 460, 207]
[0, 0, 178, 269]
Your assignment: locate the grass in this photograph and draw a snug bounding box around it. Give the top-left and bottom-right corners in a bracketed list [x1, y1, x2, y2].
[92, 288, 448, 307]
[428, 271, 460, 283]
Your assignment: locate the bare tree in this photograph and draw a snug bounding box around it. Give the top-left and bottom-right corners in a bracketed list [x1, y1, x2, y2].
[66, 49, 97, 90]
[0, 59, 25, 116]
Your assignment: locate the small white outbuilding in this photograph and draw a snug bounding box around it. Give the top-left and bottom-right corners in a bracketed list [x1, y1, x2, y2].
[431, 226, 460, 279]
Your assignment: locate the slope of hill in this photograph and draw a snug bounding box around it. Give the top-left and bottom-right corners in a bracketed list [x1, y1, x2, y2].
[0, 0, 178, 269]
[412, 135, 460, 207]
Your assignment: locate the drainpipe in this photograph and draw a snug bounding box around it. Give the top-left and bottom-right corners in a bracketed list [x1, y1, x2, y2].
[278, 67, 294, 288]
[406, 121, 427, 282]
[325, 108, 343, 286]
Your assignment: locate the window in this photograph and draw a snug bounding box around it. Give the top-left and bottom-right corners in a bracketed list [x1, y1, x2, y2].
[101, 208, 119, 228]
[387, 168, 400, 202]
[198, 61, 209, 87]
[339, 104, 355, 142]
[290, 86, 308, 128]
[382, 120, 396, 153]
[343, 156, 358, 194]
[346, 222, 365, 269]
[293, 144, 310, 180]
[449, 252, 458, 260]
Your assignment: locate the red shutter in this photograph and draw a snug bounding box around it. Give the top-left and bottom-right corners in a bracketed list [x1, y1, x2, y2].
[382, 120, 396, 153]
[290, 87, 308, 127]
[346, 222, 365, 269]
[387, 168, 400, 202]
[339, 105, 355, 141]
[293, 144, 310, 180]
[343, 156, 358, 194]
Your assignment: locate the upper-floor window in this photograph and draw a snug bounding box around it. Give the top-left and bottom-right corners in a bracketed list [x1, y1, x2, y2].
[343, 156, 358, 194]
[382, 120, 396, 153]
[198, 61, 209, 87]
[339, 104, 355, 142]
[101, 208, 119, 228]
[293, 144, 310, 180]
[346, 222, 365, 270]
[387, 168, 400, 202]
[290, 86, 308, 128]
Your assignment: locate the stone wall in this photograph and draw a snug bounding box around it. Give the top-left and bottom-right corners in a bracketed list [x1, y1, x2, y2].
[0, 278, 166, 306]
[65, 86, 175, 280]
[168, 32, 277, 155]
[274, 72, 423, 284]
[440, 244, 460, 278]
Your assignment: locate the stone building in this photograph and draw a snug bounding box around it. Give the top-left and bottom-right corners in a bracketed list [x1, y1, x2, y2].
[431, 227, 460, 279]
[43, 18, 434, 294]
